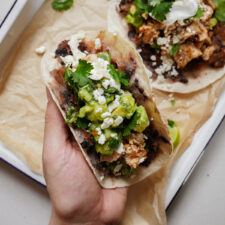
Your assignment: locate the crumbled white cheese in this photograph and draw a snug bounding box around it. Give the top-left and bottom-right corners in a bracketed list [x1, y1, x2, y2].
[98, 134, 106, 145]
[35, 46, 46, 55]
[96, 127, 102, 135]
[67, 31, 86, 67]
[108, 95, 120, 112]
[98, 96, 106, 105]
[150, 55, 156, 61]
[114, 116, 123, 126]
[111, 133, 117, 138]
[102, 79, 110, 89]
[108, 77, 121, 89]
[60, 55, 76, 66]
[95, 38, 101, 50]
[171, 66, 179, 76]
[100, 175, 105, 181]
[89, 57, 109, 80]
[93, 88, 106, 104]
[157, 37, 170, 46]
[101, 112, 111, 118]
[116, 143, 125, 154]
[93, 88, 104, 99]
[101, 118, 114, 129]
[166, 0, 200, 25]
[155, 56, 175, 75]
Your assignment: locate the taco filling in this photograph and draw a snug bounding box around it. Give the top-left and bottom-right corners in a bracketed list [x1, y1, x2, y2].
[47, 32, 169, 179]
[118, 0, 225, 83]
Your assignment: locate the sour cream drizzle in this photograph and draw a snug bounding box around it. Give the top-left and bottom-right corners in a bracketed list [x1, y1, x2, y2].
[165, 0, 200, 25]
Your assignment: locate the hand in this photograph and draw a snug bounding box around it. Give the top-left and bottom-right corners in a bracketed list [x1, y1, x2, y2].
[43, 90, 127, 225]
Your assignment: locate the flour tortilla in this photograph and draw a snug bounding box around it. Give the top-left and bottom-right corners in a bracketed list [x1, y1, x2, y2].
[107, 0, 225, 94]
[41, 30, 172, 188]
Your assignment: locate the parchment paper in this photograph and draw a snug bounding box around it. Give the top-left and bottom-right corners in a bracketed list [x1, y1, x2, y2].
[0, 0, 224, 224]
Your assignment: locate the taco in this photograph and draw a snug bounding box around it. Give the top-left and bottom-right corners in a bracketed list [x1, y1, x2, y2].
[41, 30, 172, 188]
[108, 0, 225, 93]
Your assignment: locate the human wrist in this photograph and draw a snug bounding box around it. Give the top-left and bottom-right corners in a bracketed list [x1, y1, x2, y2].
[49, 209, 104, 225]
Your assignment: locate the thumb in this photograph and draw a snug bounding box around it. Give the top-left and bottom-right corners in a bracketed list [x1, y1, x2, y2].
[43, 88, 69, 159]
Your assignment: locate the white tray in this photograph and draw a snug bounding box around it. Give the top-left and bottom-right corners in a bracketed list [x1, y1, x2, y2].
[0, 0, 27, 44]
[0, 0, 224, 208]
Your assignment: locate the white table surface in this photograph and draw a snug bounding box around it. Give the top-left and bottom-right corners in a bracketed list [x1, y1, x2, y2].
[0, 119, 224, 225]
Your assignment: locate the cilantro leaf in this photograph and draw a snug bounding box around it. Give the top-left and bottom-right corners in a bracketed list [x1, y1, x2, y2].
[104, 87, 118, 94]
[107, 64, 130, 87]
[169, 44, 180, 56]
[193, 7, 203, 18]
[148, 0, 161, 7]
[76, 118, 89, 130]
[135, 0, 149, 13]
[71, 59, 94, 87]
[151, 1, 173, 22]
[121, 165, 135, 177]
[109, 138, 120, 150]
[123, 111, 139, 136]
[214, 1, 225, 22]
[52, 0, 74, 11]
[167, 119, 175, 127]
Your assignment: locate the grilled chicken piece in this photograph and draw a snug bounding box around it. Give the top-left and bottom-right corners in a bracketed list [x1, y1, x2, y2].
[201, 4, 214, 22]
[174, 43, 202, 68]
[181, 22, 210, 44]
[139, 23, 160, 45]
[123, 133, 147, 169]
[202, 45, 215, 60]
[204, 0, 216, 10]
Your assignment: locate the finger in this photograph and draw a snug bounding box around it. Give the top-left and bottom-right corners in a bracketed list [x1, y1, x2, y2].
[43, 88, 69, 154]
[101, 187, 128, 223]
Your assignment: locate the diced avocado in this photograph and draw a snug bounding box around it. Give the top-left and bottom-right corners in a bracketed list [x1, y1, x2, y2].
[78, 85, 93, 102]
[133, 106, 150, 133]
[96, 142, 114, 156]
[103, 128, 118, 140]
[78, 101, 108, 122]
[87, 102, 108, 122]
[65, 106, 78, 126]
[112, 93, 136, 119]
[78, 105, 93, 118]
